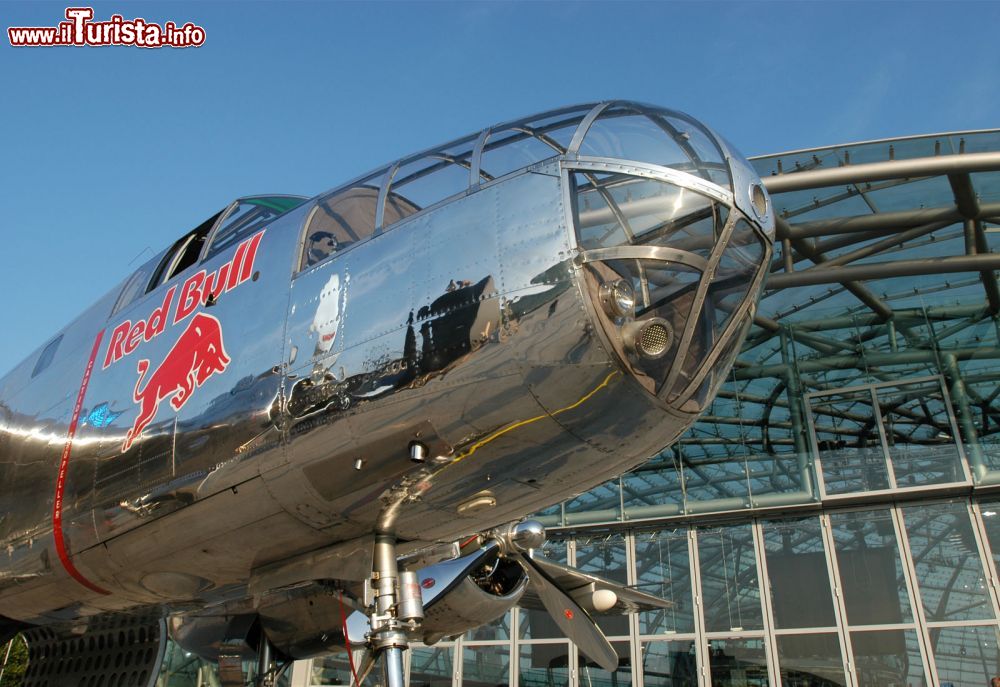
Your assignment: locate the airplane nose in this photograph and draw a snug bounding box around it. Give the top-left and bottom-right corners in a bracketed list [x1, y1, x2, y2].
[570, 161, 772, 414]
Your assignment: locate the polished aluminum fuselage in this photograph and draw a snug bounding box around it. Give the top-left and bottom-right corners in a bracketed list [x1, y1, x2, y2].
[0, 103, 772, 629]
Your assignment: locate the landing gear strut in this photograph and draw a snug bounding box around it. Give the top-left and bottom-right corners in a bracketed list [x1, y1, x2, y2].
[365, 480, 428, 687]
[370, 534, 409, 687]
[256, 634, 275, 687]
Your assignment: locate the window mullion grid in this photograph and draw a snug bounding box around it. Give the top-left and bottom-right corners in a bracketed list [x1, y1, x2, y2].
[750, 519, 779, 687]
[568, 538, 578, 687]
[818, 513, 857, 687]
[891, 504, 941, 685]
[510, 607, 519, 687]
[937, 375, 974, 482]
[802, 394, 830, 498]
[970, 500, 1000, 619]
[688, 527, 709, 687]
[626, 530, 642, 687]
[871, 385, 899, 491]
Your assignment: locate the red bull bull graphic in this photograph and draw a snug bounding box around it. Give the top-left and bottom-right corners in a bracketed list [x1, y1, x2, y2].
[97, 230, 264, 451]
[122, 312, 230, 452]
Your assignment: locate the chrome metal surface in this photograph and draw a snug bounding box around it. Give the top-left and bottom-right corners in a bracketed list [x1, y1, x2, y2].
[510, 520, 546, 553]
[0, 101, 770, 670]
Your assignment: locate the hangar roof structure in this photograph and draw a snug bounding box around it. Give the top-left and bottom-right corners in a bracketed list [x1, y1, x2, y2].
[534, 126, 1000, 527]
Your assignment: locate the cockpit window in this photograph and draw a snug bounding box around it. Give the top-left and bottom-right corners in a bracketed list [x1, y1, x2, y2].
[31, 335, 62, 378]
[579, 105, 731, 189]
[147, 211, 222, 292]
[480, 128, 560, 180]
[300, 176, 384, 270]
[111, 250, 167, 316]
[207, 196, 305, 259]
[383, 142, 475, 227]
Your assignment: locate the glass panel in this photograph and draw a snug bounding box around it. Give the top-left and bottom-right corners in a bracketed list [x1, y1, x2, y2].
[876, 379, 966, 486]
[158, 640, 247, 687]
[746, 448, 810, 499]
[580, 110, 690, 169]
[594, 258, 702, 394]
[579, 641, 632, 686]
[683, 314, 752, 414]
[809, 389, 891, 495]
[762, 517, 837, 629]
[668, 227, 764, 404]
[929, 625, 1000, 687]
[683, 451, 750, 507]
[300, 175, 386, 269]
[706, 638, 770, 687]
[829, 509, 913, 626]
[661, 116, 724, 165]
[581, 105, 731, 187]
[522, 107, 591, 153]
[623, 453, 683, 515]
[775, 633, 848, 687]
[388, 153, 470, 217]
[308, 654, 379, 686]
[481, 129, 558, 179]
[519, 643, 570, 687]
[465, 610, 510, 642]
[979, 500, 1000, 573]
[31, 335, 62, 378]
[112, 250, 168, 316]
[708, 221, 763, 335]
[641, 641, 699, 687]
[697, 524, 764, 632]
[209, 197, 301, 258]
[408, 645, 453, 687]
[461, 644, 509, 687]
[636, 529, 695, 635]
[850, 628, 927, 687]
[903, 501, 995, 623]
[575, 534, 630, 637]
[564, 479, 620, 521]
[573, 173, 719, 255]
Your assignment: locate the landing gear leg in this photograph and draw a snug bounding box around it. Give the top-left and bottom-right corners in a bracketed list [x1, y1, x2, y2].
[256, 634, 274, 687]
[370, 533, 409, 687]
[365, 481, 427, 687]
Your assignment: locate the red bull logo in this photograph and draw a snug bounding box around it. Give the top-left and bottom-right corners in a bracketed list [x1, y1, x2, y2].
[98, 230, 264, 452]
[122, 312, 230, 452]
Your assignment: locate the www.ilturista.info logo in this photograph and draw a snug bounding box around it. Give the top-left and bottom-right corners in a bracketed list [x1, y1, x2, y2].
[8, 7, 205, 48]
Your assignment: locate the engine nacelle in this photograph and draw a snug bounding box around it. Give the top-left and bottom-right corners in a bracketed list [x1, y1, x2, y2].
[169, 543, 525, 661]
[418, 548, 527, 644]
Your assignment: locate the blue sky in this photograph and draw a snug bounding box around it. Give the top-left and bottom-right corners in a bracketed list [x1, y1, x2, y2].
[1, 1, 999, 374]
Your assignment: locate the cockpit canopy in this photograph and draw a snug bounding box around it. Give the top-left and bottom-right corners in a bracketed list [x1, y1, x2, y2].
[112, 195, 307, 316]
[296, 101, 772, 272]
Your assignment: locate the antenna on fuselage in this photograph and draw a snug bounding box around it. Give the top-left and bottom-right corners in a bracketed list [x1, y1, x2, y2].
[127, 246, 154, 266]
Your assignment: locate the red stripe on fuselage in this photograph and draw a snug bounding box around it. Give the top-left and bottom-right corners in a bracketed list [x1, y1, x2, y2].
[53, 330, 110, 595]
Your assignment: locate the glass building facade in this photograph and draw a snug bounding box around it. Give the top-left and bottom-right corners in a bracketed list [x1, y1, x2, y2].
[156, 129, 1000, 687]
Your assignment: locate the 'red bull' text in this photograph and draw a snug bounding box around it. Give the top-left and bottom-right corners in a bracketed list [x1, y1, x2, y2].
[102, 231, 263, 369]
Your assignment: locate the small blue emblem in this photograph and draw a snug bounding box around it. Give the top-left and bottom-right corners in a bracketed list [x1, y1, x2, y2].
[83, 402, 122, 428]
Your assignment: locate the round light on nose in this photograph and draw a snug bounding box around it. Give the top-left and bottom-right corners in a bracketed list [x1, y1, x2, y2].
[599, 279, 636, 319]
[622, 318, 673, 359]
[750, 183, 768, 220]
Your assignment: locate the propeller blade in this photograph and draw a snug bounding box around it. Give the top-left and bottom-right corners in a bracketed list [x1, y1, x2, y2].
[523, 554, 673, 614]
[518, 553, 619, 672]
